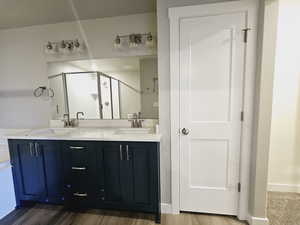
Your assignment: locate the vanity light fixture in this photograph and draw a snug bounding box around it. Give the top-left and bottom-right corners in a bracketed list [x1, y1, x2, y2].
[44, 39, 86, 55]
[114, 32, 155, 49]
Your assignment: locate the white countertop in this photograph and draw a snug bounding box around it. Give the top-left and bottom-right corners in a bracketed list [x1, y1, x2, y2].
[5, 128, 162, 142]
[1, 129, 32, 163]
[0, 150, 10, 164]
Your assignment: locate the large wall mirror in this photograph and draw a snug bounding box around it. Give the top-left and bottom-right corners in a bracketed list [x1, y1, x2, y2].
[48, 56, 158, 120]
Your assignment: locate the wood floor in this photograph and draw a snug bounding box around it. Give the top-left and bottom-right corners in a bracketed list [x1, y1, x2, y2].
[0, 204, 246, 225]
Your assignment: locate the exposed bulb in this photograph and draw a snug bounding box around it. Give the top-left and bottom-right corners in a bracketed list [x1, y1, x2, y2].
[146, 33, 154, 48]
[114, 35, 121, 49]
[129, 34, 137, 48]
[45, 42, 57, 54]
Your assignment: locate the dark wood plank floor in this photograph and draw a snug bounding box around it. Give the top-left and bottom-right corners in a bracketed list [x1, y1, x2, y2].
[0, 204, 246, 225]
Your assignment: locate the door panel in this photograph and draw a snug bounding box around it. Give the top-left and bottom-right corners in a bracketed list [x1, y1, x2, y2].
[16, 141, 46, 200]
[190, 28, 233, 122]
[180, 12, 245, 215]
[102, 143, 122, 203]
[41, 141, 63, 203]
[131, 144, 151, 205]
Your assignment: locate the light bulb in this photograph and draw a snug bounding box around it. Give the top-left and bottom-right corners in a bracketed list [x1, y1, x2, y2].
[114, 35, 121, 49]
[45, 42, 56, 54]
[146, 33, 154, 48]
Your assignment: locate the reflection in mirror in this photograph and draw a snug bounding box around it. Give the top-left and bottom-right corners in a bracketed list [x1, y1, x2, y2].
[48, 56, 158, 120]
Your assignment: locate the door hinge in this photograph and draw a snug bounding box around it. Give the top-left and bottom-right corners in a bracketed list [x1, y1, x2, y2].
[242, 28, 251, 43]
[238, 182, 241, 192]
[240, 111, 244, 122]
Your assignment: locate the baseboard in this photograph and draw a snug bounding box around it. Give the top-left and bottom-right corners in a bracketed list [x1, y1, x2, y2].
[247, 216, 269, 225]
[161, 203, 172, 214]
[268, 183, 300, 193]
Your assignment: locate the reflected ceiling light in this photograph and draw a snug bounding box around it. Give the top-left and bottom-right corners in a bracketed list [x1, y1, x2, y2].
[114, 35, 122, 49]
[146, 33, 154, 47]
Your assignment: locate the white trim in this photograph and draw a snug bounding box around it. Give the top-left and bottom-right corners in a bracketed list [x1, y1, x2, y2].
[268, 183, 300, 193]
[169, 0, 259, 219]
[248, 216, 269, 225]
[161, 203, 173, 214]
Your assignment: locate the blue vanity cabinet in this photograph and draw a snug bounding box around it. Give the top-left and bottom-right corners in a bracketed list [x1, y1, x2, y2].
[9, 140, 47, 204]
[9, 139, 161, 223]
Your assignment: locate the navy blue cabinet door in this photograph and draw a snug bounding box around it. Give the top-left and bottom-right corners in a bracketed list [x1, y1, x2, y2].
[40, 141, 64, 204]
[128, 143, 152, 205]
[126, 143, 160, 209]
[101, 143, 122, 203]
[98, 142, 160, 211]
[9, 140, 46, 203]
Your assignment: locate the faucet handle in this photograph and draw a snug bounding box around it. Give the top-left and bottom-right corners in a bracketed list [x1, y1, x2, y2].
[76, 112, 84, 120]
[137, 119, 144, 128]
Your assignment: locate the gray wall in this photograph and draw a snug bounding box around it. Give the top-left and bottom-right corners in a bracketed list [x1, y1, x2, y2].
[140, 58, 158, 119]
[157, 0, 236, 204]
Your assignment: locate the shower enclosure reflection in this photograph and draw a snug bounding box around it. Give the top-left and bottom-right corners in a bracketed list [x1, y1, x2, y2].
[48, 56, 158, 120]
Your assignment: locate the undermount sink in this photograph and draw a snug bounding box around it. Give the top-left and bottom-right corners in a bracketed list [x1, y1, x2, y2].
[115, 128, 152, 135]
[27, 128, 76, 137]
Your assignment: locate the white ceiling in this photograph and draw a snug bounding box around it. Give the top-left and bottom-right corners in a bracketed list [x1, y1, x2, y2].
[0, 0, 156, 30]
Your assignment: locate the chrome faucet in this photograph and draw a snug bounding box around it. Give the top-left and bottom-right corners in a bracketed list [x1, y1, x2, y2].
[63, 112, 84, 127]
[63, 114, 72, 127]
[137, 112, 144, 128]
[129, 112, 144, 128]
[76, 112, 84, 120]
[73, 112, 85, 127]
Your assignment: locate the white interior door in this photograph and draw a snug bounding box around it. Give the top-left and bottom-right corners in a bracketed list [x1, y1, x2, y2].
[179, 12, 246, 215]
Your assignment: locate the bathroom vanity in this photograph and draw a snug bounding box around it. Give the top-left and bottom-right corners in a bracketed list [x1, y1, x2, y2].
[7, 128, 161, 223]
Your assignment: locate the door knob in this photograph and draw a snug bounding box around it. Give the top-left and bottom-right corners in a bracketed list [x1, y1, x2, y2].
[181, 128, 190, 135]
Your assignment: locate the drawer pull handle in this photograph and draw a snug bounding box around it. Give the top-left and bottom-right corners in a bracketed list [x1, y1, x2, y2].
[119, 145, 123, 161]
[73, 193, 88, 197]
[69, 146, 85, 150]
[29, 143, 34, 156]
[126, 145, 129, 161]
[71, 167, 86, 170]
[35, 142, 39, 156]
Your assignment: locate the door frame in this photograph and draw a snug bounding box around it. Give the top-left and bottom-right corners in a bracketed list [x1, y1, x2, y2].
[169, 0, 259, 220]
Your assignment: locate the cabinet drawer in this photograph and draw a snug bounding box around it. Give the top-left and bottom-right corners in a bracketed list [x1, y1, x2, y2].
[64, 189, 92, 208]
[63, 142, 92, 166]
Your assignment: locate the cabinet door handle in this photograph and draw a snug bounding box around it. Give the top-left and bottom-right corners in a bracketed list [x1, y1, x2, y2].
[71, 167, 86, 171]
[69, 146, 85, 150]
[119, 145, 123, 161]
[35, 142, 39, 157]
[126, 145, 129, 161]
[29, 143, 34, 156]
[73, 193, 88, 197]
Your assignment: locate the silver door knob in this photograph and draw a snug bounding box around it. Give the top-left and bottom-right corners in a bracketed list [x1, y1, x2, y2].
[181, 128, 190, 135]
